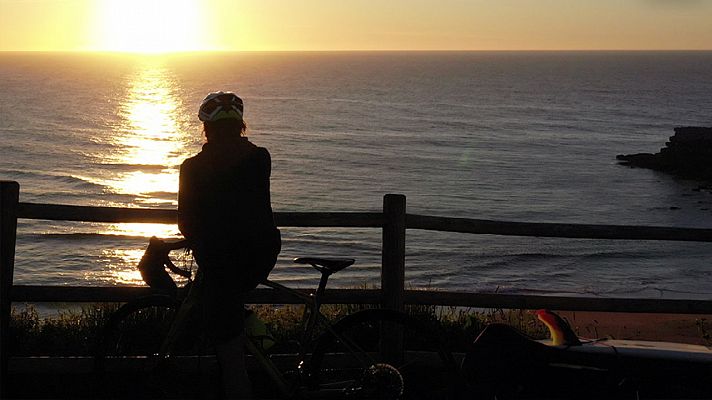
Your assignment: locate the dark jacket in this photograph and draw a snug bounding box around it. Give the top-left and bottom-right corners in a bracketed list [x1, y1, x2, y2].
[178, 136, 280, 287]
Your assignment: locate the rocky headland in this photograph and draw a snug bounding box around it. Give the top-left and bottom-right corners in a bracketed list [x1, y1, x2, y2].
[617, 127, 712, 181]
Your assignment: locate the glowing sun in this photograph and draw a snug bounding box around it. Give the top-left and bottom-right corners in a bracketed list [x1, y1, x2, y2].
[97, 0, 206, 53]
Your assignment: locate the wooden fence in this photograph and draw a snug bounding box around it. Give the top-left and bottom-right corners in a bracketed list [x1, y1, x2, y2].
[3, 180, 712, 392]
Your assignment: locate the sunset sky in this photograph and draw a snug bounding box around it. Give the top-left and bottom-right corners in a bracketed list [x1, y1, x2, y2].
[1, 0, 711, 52]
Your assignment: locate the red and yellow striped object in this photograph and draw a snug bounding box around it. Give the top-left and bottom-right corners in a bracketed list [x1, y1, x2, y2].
[535, 309, 581, 346]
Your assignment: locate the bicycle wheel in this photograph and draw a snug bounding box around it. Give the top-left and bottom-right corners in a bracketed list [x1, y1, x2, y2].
[308, 308, 460, 399]
[93, 295, 204, 398]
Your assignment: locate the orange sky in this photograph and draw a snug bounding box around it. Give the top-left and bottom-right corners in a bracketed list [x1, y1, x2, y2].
[1, 0, 711, 52]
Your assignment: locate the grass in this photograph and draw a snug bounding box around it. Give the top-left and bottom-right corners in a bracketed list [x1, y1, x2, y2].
[9, 302, 552, 356]
[695, 317, 712, 346]
[9, 303, 120, 356]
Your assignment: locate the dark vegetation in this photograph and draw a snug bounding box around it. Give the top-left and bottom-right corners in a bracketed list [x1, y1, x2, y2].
[8, 302, 550, 356]
[9, 304, 712, 399]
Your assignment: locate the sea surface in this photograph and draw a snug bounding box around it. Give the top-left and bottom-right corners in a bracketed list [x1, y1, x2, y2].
[1, 51, 712, 299]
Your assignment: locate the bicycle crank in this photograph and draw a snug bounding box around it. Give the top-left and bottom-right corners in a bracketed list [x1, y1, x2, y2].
[346, 363, 404, 399]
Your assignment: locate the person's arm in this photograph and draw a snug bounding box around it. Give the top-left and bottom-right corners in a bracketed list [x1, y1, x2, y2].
[162, 239, 190, 251]
[265, 148, 272, 178]
[259, 147, 272, 181]
[154, 237, 191, 277]
[259, 148, 277, 226]
[164, 257, 192, 278]
[178, 162, 198, 241]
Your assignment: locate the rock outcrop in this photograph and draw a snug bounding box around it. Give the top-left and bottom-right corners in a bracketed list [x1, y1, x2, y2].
[617, 127, 712, 181]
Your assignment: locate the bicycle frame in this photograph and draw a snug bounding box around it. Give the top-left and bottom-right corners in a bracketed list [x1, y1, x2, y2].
[248, 278, 377, 397]
[155, 272, 373, 398]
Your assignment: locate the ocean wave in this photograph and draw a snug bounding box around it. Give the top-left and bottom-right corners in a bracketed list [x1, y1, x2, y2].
[0, 169, 41, 179]
[477, 252, 568, 260]
[473, 249, 652, 261]
[58, 175, 106, 190]
[284, 236, 380, 252]
[491, 286, 582, 296]
[466, 250, 656, 273]
[98, 163, 177, 171]
[0, 169, 106, 191]
[142, 191, 178, 198]
[601, 286, 712, 299]
[21, 232, 152, 241]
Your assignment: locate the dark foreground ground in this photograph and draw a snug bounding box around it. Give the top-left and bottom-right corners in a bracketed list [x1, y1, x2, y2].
[5, 355, 455, 399]
[6, 351, 712, 400]
[7, 311, 712, 399]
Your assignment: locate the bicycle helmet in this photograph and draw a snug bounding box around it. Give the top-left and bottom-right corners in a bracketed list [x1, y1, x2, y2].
[198, 91, 244, 122]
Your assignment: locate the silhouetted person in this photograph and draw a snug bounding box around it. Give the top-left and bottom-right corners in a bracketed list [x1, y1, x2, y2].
[178, 91, 281, 399]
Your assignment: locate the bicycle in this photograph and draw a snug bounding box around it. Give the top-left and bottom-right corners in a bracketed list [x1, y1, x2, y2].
[93, 239, 460, 399]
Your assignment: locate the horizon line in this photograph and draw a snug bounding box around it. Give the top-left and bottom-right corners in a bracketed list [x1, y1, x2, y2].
[2, 49, 712, 55]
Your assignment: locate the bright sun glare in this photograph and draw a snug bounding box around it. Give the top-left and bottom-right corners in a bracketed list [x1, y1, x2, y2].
[98, 0, 205, 53]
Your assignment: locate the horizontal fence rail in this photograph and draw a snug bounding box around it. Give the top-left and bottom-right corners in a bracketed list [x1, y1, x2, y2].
[407, 214, 712, 242]
[19, 203, 712, 241]
[17, 202, 385, 227]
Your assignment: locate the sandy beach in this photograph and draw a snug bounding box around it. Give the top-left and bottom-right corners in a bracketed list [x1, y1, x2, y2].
[556, 311, 712, 345]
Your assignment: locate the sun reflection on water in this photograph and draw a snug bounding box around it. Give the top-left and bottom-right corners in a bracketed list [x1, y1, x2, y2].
[93, 248, 145, 285]
[99, 223, 181, 238]
[104, 59, 194, 204]
[95, 59, 197, 285]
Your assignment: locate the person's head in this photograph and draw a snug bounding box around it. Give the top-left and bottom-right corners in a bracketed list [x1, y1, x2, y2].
[198, 91, 247, 142]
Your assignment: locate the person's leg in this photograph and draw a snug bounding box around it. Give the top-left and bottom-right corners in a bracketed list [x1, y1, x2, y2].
[215, 334, 251, 399]
[197, 250, 254, 399]
[201, 266, 250, 398]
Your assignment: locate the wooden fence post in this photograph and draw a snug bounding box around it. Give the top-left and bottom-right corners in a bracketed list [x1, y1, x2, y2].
[382, 194, 406, 311]
[0, 181, 19, 397]
[381, 194, 406, 363]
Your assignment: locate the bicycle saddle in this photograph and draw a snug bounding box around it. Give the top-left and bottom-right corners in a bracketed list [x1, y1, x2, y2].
[293, 257, 355, 274]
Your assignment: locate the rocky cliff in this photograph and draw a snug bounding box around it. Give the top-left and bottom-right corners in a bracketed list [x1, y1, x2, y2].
[617, 127, 712, 181]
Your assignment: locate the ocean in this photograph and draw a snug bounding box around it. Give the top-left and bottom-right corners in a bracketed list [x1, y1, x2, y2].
[1, 51, 712, 299]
